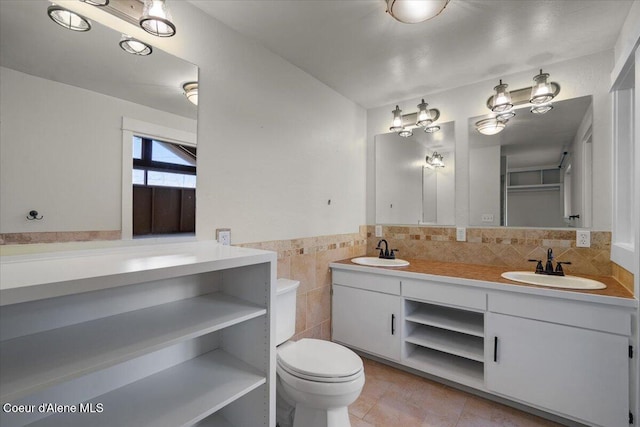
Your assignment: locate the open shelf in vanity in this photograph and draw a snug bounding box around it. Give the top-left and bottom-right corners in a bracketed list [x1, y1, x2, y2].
[403, 299, 485, 389]
[0, 242, 276, 427]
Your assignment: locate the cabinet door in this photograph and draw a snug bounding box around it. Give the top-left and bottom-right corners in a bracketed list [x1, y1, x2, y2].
[332, 285, 401, 361]
[486, 313, 629, 427]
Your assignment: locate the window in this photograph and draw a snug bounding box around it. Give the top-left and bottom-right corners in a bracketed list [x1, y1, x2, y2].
[132, 136, 196, 236]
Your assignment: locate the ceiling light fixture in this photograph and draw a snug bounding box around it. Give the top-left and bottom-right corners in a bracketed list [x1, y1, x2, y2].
[80, 0, 109, 6]
[530, 103, 553, 114]
[119, 35, 152, 55]
[47, 5, 91, 32]
[386, 0, 450, 24]
[183, 82, 198, 105]
[475, 117, 506, 136]
[425, 152, 445, 168]
[390, 101, 441, 137]
[140, 0, 176, 37]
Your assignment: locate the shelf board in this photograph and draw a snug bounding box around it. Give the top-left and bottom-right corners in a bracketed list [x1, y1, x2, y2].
[29, 350, 265, 427]
[1, 293, 266, 402]
[405, 325, 484, 362]
[404, 345, 484, 390]
[194, 413, 235, 427]
[405, 304, 484, 337]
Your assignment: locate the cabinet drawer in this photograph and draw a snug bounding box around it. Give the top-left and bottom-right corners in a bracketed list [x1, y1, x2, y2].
[403, 279, 486, 311]
[332, 270, 400, 295]
[489, 293, 631, 335]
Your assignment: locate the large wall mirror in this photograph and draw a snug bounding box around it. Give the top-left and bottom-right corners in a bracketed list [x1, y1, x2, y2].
[468, 96, 593, 228]
[0, 0, 198, 238]
[375, 121, 455, 225]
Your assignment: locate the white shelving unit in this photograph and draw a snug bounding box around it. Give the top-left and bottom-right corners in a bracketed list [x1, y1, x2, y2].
[0, 241, 276, 427]
[403, 299, 484, 387]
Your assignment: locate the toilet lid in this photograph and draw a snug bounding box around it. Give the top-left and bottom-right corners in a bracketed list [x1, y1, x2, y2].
[277, 339, 363, 380]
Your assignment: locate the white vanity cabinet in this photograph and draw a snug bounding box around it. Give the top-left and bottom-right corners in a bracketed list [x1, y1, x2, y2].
[330, 262, 637, 427]
[0, 242, 276, 427]
[332, 270, 401, 361]
[486, 293, 631, 427]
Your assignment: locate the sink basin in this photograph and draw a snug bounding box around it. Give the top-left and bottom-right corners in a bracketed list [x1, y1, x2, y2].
[501, 271, 606, 290]
[351, 257, 409, 267]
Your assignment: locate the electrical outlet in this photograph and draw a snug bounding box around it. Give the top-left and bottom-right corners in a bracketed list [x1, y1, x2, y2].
[375, 225, 383, 237]
[576, 230, 590, 248]
[456, 227, 466, 242]
[216, 228, 231, 246]
[481, 214, 494, 223]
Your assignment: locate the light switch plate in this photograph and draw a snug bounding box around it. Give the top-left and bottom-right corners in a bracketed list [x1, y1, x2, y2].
[456, 227, 466, 242]
[216, 228, 231, 246]
[481, 214, 494, 223]
[375, 225, 383, 237]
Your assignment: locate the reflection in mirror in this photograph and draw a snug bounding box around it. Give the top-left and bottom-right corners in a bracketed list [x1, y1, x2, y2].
[0, 0, 198, 238]
[468, 96, 593, 228]
[375, 121, 455, 225]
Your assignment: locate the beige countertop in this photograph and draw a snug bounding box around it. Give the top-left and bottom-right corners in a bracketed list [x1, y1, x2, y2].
[331, 257, 634, 301]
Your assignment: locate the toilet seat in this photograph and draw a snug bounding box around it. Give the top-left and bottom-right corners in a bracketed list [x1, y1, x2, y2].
[277, 339, 363, 383]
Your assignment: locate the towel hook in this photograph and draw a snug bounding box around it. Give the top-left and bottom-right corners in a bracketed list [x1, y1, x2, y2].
[27, 210, 43, 220]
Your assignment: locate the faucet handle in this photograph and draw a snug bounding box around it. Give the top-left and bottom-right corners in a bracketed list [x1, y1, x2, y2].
[528, 259, 544, 274]
[555, 261, 571, 275]
[389, 249, 399, 259]
[375, 246, 384, 258]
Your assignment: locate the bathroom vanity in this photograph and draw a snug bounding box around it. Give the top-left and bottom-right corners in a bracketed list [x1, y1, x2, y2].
[0, 241, 276, 427]
[330, 259, 637, 427]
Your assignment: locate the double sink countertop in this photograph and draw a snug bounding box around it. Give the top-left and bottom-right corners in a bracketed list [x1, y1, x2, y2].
[331, 257, 636, 306]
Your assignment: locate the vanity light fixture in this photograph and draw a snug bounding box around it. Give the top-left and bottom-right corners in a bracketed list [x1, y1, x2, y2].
[119, 35, 152, 56]
[475, 117, 506, 136]
[530, 69, 555, 104]
[390, 101, 441, 137]
[491, 80, 513, 113]
[425, 152, 445, 168]
[140, 0, 176, 37]
[386, 0, 450, 24]
[530, 103, 553, 114]
[183, 82, 198, 105]
[47, 5, 91, 32]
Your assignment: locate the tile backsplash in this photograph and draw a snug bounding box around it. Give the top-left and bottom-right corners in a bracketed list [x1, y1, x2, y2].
[367, 226, 612, 277]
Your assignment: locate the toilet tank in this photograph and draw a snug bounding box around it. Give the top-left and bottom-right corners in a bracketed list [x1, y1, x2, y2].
[276, 278, 300, 345]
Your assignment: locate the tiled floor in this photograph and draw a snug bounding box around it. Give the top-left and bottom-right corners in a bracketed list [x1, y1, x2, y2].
[349, 357, 565, 427]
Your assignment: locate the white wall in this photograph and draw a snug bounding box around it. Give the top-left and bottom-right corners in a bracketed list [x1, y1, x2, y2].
[469, 145, 501, 226]
[0, 67, 196, 233]
[8, 1, 367, 245]
[367, 51, 615, 231]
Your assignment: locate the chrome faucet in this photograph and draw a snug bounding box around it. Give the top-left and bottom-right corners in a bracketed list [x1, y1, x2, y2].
[528, 248, 571, 276]
[376, 239, 399, 260]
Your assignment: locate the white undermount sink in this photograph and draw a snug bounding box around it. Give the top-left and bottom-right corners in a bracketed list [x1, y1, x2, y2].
[501, 271, 606, 290]
[351, 257, 410, 267]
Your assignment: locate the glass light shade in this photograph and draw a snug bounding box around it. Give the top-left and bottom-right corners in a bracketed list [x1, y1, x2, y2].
[416, 99, 432, 127]
[530, 103, 553, 114]
[386, 0, 449, 24]
[496, 111, 515, 122]
[426, 152, 444, 168]
[119, 36, 152, 56]
[530, 70, 554, 104]
[390, 105, 403, 132]
[491, 80, 513, 112]
[398, 128, 413, 138]
[476, 118, 506, 135]
[80, 0, 109, 5]
[183, 82, 198, 105]
[424, 125, 440, 133]
[47, 6, 91, 32]
[140, 0, 176, 37]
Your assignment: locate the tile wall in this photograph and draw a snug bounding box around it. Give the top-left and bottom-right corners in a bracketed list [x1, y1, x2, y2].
[0, 231, 120, 245]
[366, 226, 613, 276]
[239, 226, 368, 341]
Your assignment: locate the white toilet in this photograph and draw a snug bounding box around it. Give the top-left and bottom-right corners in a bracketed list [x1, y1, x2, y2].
[275, 278, 365, 427]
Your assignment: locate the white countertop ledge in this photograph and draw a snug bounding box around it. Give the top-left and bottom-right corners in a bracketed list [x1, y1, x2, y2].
[0, 241, 275, 306]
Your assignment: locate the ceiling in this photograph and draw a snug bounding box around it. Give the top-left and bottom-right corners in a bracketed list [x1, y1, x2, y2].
[189, 0, 632, 109]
